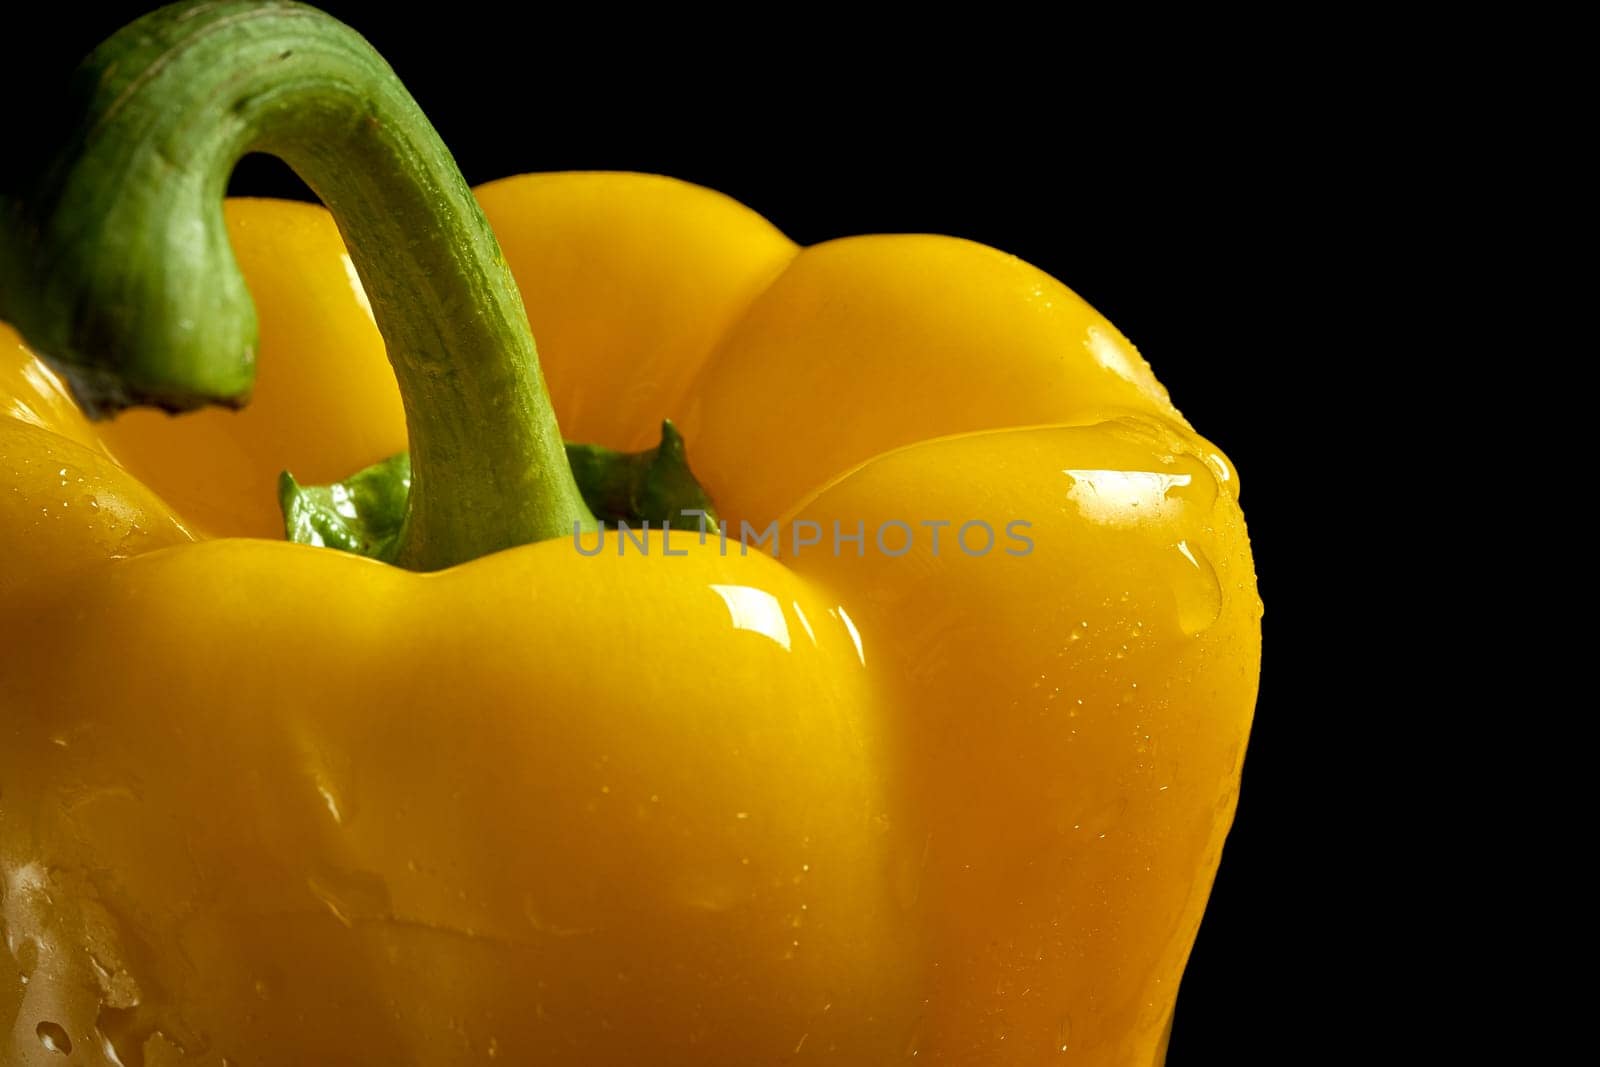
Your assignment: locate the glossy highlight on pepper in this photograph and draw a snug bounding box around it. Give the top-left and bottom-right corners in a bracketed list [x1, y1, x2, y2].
[0, 2, 1261, 1064]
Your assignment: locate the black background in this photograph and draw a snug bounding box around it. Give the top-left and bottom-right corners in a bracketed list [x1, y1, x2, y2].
[4, 4, 1340, 1061]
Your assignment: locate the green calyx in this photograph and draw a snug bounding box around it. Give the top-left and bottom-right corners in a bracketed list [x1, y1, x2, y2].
[281, 454, 413, 561]
[562, 422, 720, 536]
[0, 0, 612, 571]
[283, 422, 719, 562]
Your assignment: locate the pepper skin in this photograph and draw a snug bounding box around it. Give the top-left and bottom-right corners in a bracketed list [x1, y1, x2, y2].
[0, 7, 1260, 1065]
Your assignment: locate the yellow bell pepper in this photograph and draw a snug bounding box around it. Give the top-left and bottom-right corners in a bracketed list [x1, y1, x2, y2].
[0, 2, 1260, 1064]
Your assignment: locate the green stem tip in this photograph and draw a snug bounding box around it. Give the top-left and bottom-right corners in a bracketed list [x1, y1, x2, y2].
[0, 0, 596, 570]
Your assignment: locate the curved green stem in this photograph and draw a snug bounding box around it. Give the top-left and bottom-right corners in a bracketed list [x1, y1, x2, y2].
[0, 0, 595, 570]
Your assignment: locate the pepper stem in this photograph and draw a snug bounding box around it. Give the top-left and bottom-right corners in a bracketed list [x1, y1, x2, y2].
[0, 0, 595, 570]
